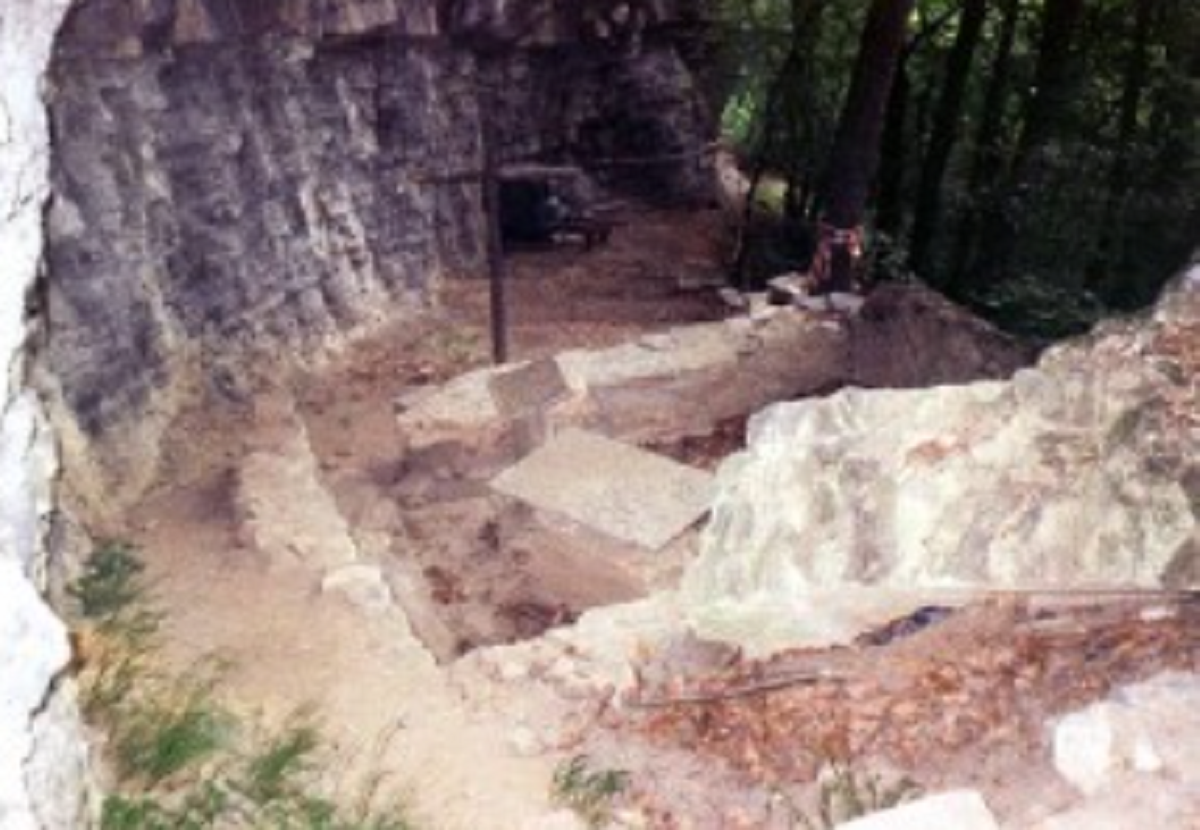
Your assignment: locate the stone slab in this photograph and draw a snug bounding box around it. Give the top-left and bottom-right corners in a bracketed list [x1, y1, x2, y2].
[491, 429, 714, 551]
[836, 790, 1000, 830]
[488, 358, 571, 418]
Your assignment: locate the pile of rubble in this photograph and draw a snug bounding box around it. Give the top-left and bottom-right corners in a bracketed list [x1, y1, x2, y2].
[625, 599, 1200, 784]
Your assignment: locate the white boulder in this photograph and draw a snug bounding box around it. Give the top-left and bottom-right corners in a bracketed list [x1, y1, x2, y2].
[835, 790, 999, 830]
[683, 271, 1198, 651]
[1052, 672, 1200, 796]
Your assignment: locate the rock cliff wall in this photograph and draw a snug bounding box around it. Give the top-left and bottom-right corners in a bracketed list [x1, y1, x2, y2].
[684, 264, 1200, 652]
[42, 0, 713, 514]
[0, 1, 94, 827]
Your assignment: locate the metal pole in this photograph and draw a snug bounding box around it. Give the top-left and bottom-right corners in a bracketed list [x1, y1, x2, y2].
[479, 89, 508, 365]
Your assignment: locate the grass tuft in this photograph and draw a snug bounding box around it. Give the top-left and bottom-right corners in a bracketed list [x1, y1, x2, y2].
[70, 541, 150, 621]
[789, 762, 922, 830]
[240, 720, 322, 806]
[551, 754, 630, 829]
[111, 664, 234, 787]
[69, 542, 416, 830]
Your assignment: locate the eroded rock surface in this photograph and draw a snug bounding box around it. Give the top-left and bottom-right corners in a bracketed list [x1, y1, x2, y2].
[394, 286, 1033, 507]
[837, 790, 1000, 830]
[492, 429, 715, 551]
[0, 0, 93, 826]
[1051, 672, 1200, 797]
[684, 267, 1199, 649]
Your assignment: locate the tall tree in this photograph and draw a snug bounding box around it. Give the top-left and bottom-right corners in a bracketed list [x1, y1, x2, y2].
[1089, 0, 1157, 295]
[947, 0, 1021, 294]
[874, 55, 910, 239]
[781, 0, 830, 222]
[730, 0, 828, 288]
[908, 0, 989, 278]
[815, 0, 916, 291]
[975, 0, 1086, 284]
[875, 5, 959, 265]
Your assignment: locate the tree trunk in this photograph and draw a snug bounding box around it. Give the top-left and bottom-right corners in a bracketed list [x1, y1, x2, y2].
[733, 0, 828, 287]
[782, 0, 828, 223]
[875, 5, 958, 257]
[1090, 0, 1156, 294]
[908, 0, 989, 279]
[874, 58, 910, 239]
[731, 46, 797, 290]
[976, 0, 1086, 284]
[815, 0, 916, 292]
[947, 0, 1021, 294]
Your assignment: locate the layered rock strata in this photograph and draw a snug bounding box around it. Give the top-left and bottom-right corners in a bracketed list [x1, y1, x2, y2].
[43, 0, 713, 514]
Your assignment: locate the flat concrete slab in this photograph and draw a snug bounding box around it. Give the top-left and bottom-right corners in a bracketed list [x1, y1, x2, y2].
[491, 429, 715, 551]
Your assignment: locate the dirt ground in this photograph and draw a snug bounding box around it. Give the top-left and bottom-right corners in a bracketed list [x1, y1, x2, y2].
[113, 208, 1199, 828]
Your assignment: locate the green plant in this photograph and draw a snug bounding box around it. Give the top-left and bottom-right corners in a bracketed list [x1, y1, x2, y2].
[240, 720, 323, 806]
[788, 763, 922, 830]
[70, 541, 150, 620]
[964, 271, 1107, 342]
[111, 662, 234, 787]
[70, 543, 416, 830]
[70, 541, 163, 721]
[550, 754, 630, 829]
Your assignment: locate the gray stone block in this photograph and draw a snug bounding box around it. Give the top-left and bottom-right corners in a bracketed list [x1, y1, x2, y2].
[491, 429, 713, 551]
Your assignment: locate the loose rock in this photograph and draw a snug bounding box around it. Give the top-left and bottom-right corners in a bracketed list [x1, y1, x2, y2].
[835, 790, 999, 830]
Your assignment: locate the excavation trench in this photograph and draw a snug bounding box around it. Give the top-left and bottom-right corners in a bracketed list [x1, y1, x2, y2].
[134, 213, 1034, 668]
[295, 276, 852, 661]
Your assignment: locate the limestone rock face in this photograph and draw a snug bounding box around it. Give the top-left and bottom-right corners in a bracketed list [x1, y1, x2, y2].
[0, 0, 94, 826]
[684, 267, 1199, 649]
[57, 0, 702, 48]
[44, 0, 712, 514]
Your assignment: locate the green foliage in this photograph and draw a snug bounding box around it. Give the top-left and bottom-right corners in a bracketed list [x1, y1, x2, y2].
[102, 794, 177, 830]
[69, 541, 162, 720]
[70, 543, 415, 830]
[69, 541, 148, 620]
[550, 755, 631, 829]
[110, 663, 233, 787]
[240, 720, 323, 806]
[716, 0, 1200, 336]
[69, 540, 163, 648]
[965, 273, 1107, 342]
[782, 763, 922, 830]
